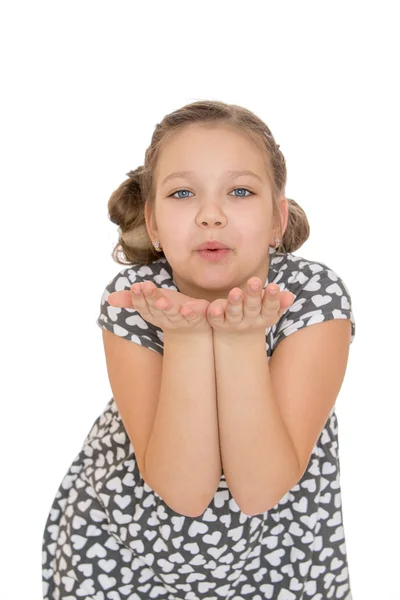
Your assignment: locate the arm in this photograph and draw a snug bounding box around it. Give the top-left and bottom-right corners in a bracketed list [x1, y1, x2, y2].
[213, 331, 300, 516]
[145, 330, 221, 517]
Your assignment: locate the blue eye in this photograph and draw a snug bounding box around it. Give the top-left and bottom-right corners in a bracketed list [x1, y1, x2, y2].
[170, 189, 193, 200]
[169, 188, 254, 200]
[232, 188, 253, 198]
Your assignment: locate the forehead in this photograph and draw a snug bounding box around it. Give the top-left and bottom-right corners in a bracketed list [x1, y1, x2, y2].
[156, 124, 269, 181]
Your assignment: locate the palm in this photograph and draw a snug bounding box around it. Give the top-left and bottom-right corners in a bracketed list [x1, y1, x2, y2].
[108, 287, 210, 316]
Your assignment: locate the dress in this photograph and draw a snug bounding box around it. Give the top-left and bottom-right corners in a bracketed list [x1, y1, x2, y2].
[42, 249, 356, 600]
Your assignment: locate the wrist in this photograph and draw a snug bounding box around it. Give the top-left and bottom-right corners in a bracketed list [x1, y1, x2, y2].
[213, 329, 266, 347]
[164, 327, 213, 344]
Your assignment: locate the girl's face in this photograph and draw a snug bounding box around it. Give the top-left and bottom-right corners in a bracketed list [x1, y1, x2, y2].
[145, 124, 287, 303]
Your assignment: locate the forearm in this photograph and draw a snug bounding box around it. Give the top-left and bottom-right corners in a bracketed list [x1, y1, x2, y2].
[145, 330, 221, 517]
[213, 331, 300, 516]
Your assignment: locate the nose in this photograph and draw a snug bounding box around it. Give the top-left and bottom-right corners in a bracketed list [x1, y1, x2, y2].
[196, 204, 227, 228]
[201, 219, 222, 226]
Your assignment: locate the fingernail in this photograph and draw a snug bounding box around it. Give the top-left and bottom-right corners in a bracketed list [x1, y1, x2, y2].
[132, 287, 141, 295]
[268, 287, 279, 295]
[250, 284, 260, 291]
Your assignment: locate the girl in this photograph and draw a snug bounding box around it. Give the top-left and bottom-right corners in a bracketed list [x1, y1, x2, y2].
[42, 100, 355, 599]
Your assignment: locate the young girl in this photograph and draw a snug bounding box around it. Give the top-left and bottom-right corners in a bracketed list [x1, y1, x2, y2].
[42, 100, 356, 599]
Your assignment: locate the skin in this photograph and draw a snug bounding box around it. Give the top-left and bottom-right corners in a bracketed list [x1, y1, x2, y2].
[108, 123, 295, 331]
[145, 123, 289, 305]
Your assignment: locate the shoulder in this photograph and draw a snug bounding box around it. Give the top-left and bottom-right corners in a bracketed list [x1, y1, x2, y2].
[101, 257, 177, 297]
[96, 257, 177, 354]
[269, 251, 353, 298]
[269, 252, 356, 349]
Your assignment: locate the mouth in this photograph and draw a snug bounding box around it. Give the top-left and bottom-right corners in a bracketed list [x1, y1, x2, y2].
[197, 247, 230, 261]
[196, 243, 230, 251]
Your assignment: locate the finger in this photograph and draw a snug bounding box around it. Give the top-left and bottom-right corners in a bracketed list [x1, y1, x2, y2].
[260, 284, 289, 320]
[207, 300, 226, 322]
[243, 278, 263, 315]
[179, 304, 202, 322]
[261, 284, 281, 308]
[265, 283, 281, 298]
[140, 283, 183, 322]
[277, 291, 296, 315]
[135, 283, 198, 324]
[108, 290, 134, 308]
[160, 299, 194, 323]
[180, 305, 194, 317]
[264, 287, 295, 308]
[132, 282, 162, 317]
[226, 289, 244, 320]
[154, 296, 202, 324]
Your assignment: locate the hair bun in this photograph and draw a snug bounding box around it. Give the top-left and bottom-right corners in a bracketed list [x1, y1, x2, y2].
[108, 100, 311, 265]
[126, 166, 144, 180]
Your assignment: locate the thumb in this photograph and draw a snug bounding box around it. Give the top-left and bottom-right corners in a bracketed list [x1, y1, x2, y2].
[107, 290, 133, 308]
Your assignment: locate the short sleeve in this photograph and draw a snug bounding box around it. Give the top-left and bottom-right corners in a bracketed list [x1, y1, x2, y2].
[96, 270, 164, 355]
[272, 264, 356, 353]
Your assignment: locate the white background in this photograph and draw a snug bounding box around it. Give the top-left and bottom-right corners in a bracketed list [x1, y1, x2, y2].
[1, 1, 399, 598]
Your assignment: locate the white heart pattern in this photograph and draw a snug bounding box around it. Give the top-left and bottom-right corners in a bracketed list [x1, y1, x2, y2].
[42, 253, 354, 599]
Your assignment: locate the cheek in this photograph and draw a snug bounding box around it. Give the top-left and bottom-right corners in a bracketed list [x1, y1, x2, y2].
[240, 228, 271, 261]
[159, 231, 192, 259]
[241, 223, 269, 243]
[161, 213, 193, 243]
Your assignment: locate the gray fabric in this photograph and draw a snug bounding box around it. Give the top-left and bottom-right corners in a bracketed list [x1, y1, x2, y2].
[42, 251, 355, 599]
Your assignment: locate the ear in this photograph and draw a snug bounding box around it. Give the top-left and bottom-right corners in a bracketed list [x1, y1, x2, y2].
[279, 195, 289, 238]
[144, 200, 158, 242]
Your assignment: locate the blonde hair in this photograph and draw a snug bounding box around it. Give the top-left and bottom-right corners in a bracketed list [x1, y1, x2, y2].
[107, 100, 310, 265]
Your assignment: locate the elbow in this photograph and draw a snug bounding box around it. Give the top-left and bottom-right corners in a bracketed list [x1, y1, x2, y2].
[145, 482, 206, 518]
[163, 492, 214, 518]
[236, 475, 301, 517]
[237, 497, 273, 517]
[158, 482, 219, 518]
[145, 470, 222, 519]
[164, 502, 201, 518]
[230, 484, 279, 517]
[238, 494, 284, 517]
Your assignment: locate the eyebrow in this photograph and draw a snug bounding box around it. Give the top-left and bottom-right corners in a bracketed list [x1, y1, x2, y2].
[161, 170, 263, 186]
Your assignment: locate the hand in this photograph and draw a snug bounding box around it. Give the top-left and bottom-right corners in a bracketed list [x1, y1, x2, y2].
[107, 282, 212, 334]
[206, 277, 295, 336]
